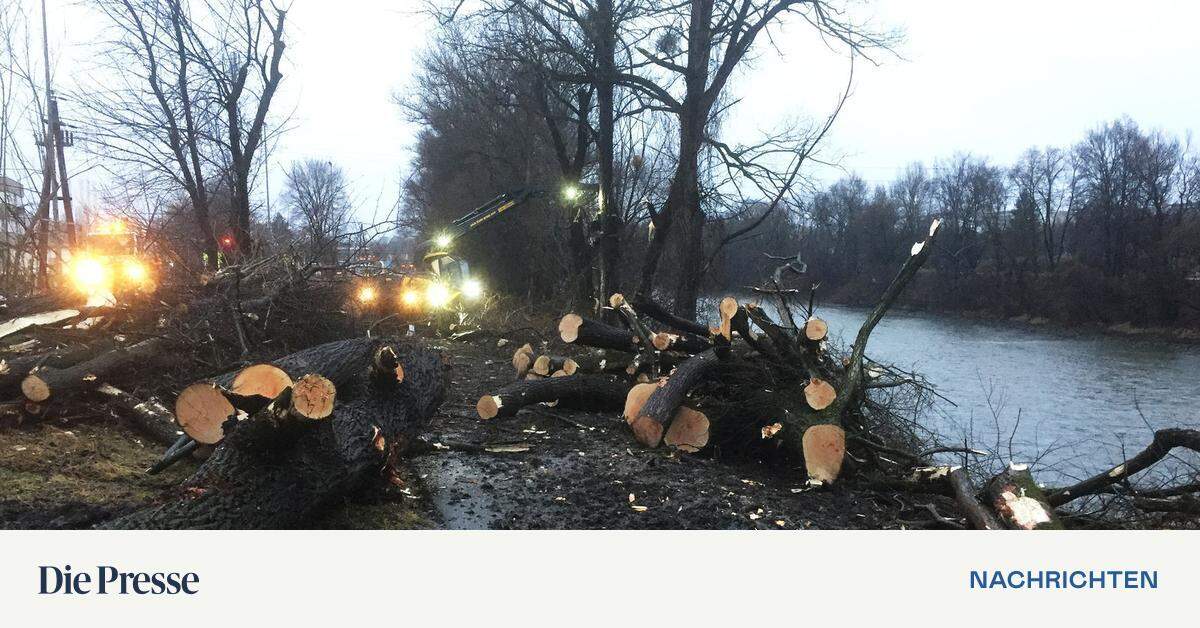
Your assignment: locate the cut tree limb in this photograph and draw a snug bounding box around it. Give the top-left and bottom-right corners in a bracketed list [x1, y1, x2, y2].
[477, 374, 628, 420]
[947, 467, 1004, 530]
[629, 349, 721, 448]
[21, 337, 172, 403]
[95, 383, 181, 446]
[0, 338, 118, 396]
[630, 296, 711, 337]
[1046, 428, 1200, 507]
[558, 313, 640, 352]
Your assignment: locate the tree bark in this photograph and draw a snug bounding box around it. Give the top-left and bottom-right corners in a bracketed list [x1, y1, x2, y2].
[103, 343, 446, 529]
[21, 337, 173, 402]
[477, 373, 628, 420]
[629, 348, 720, 447]
[1046, 428, 1200, 507]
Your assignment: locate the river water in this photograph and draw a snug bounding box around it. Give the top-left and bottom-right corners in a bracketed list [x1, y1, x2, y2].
[715, 299, 1200, 483]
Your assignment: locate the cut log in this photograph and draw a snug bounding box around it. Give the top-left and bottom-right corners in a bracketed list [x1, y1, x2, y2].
[801, 424, 845, 484]
[230, 364, 293, 399]
[804, 317, 828, 342]
[289, 374, 337, 420]
[476, 374, 628, 420]
[623, 382, 659, 425]
[651, 331, 710, 354]
[95, 384, 181, 446]
[803, 378, 837, 411]
[629, 349, 720, 447]
[630, 296, 711, 337]
[986, 463, 1063, 530]
[175, 383, 236, 445]
[663, 406, 710, 453]
[21, 337, 172, 402]
[608, 294, 658, 355]
[532, 355, 575, 377]
[513, 349, 533, 379]
[104, 342, 447, 529]
[174, 338, 380, 446]
[0, 338, 118, 396]
[559, 313, 639, 352]
[717, 297, 738, 341]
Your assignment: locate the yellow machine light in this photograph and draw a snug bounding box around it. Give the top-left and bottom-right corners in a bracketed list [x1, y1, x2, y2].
[426, 282, 451, 309]
[434, 233, 453, 249]
[357, 285, 378, 303]
[72, 256, 108, 292]
[562, 184, 581, 201]
[123, 259, 148, 283]
[400, 289, 421, 306]
[462, 278, 483, 300]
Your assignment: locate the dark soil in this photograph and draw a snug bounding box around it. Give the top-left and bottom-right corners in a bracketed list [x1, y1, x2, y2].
[408, 335, 958, 529]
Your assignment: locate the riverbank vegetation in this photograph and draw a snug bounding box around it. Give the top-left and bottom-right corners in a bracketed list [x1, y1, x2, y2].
[718, 119, 1200, 332]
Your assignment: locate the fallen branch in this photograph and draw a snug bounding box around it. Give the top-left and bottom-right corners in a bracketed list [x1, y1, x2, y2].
[1047, 428, 1200, 507]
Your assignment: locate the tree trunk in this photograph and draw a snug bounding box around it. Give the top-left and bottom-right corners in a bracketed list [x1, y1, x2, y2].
[103, 343, 446, 529]
[594, 0, 621, 312]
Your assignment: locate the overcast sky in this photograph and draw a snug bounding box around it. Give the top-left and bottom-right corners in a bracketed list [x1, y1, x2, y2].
[41, 0, 1200, 221]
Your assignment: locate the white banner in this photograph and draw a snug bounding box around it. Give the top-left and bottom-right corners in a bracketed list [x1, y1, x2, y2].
[0, 531, 1192, 625]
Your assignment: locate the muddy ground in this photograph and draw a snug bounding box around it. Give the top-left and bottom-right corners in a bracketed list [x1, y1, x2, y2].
[0, 319, 973, 530]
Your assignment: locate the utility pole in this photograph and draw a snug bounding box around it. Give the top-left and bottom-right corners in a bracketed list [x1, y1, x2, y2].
[34, 0, 77, 291]
[34, 0, 55, 290]
[52, 99, 76, 248]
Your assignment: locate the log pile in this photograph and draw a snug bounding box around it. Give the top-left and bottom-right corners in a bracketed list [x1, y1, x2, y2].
[478, 220, 949, 485]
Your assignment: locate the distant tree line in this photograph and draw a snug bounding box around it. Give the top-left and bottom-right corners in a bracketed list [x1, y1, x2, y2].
[716, 118, 1200, 327]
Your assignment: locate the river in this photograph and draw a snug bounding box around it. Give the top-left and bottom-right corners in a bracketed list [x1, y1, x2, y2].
[717, 299, 1200, 483]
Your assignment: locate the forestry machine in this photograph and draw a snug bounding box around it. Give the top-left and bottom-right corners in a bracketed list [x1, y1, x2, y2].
[353, 187, 541, 315]
[64, 219, 156, 299]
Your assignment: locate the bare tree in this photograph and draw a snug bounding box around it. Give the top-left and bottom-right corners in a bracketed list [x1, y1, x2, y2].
[79, 0, 287, 269]
[627, 0, 896, 318]
[281, 159, 351, 264]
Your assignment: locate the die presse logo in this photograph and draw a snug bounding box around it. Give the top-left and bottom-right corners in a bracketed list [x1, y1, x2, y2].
[38, 564, 199, 595]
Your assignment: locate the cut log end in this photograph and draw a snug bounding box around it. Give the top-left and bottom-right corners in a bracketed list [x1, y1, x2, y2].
[608, 293, 627, 308]
[629, 414, 665, 448]
[652, 332, 672, 351]
[802, 424, 846, 484]
[476, 395, 501, 420]
[231, 364, 293, 399]
[562, 358, 579, 375]
[804, 317, 828, 342]
[532, 355, 552, 376]
[20, 373, 50, 403]
[804, 377, 837, 411]
[513, 351, 532, 378]
[175, 383, 236, 445]
[291, 374, 336, 420]
[558, 314, 583, 344]
[623, 382, 659, 425]
[664, 407, 709, 453]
